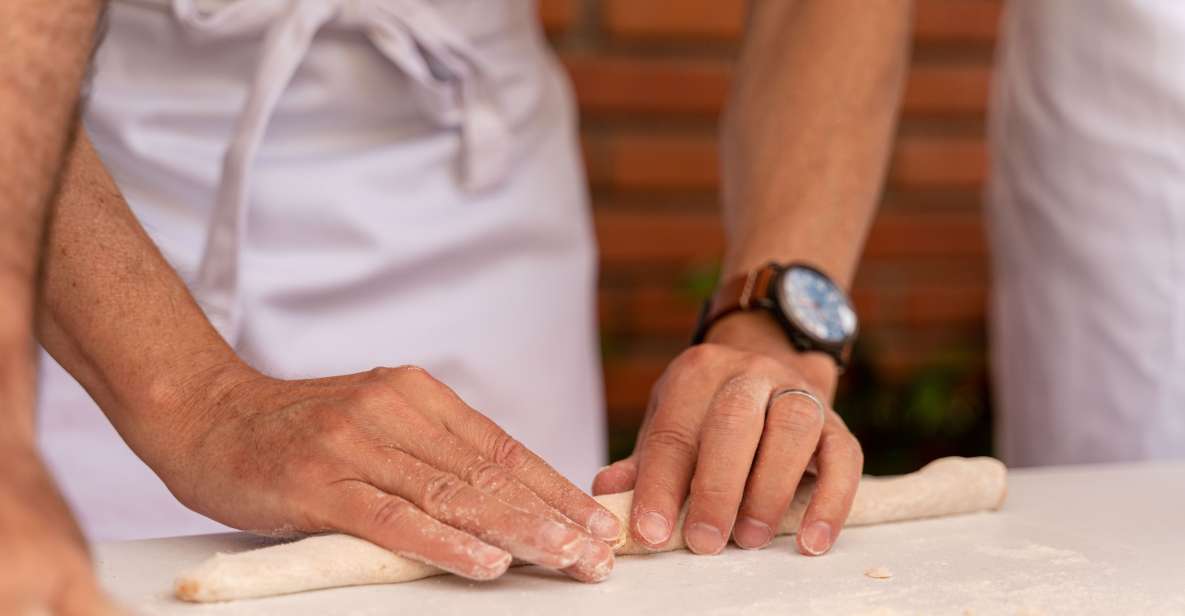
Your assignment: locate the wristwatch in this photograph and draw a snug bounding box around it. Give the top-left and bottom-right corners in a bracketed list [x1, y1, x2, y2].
[691, 262, 858, 369]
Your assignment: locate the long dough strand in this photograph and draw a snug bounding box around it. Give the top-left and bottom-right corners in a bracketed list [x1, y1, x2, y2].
[175, 456, 1006, 602]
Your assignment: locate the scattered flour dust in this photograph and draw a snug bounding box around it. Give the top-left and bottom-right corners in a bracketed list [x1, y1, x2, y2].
[974, 542, 1089, 566]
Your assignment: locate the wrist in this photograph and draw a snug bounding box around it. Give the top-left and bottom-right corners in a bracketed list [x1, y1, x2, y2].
[703, 310, 839, 398]
[133, 355, 262, 472]
[0, 444, 89, 551]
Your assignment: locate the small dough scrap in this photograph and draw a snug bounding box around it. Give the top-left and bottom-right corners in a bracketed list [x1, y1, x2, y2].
[864, 566, 893, 579]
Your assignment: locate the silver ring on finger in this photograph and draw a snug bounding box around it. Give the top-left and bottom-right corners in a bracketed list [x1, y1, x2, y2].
[767, 387, 825, 421]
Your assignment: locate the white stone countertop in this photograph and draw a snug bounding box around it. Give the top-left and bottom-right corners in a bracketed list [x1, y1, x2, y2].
[96, 461, 1185, 615]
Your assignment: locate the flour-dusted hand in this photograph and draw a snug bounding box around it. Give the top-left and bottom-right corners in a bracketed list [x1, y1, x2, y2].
[0, 446, 125, 616]
[593, 312, 863, 557]
[154, 365, 620, 583]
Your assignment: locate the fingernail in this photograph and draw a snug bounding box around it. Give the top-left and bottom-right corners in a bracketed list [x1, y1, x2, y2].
[733, 517, 773, 550]
[543, 521, 585, 557]
[800, 520, 833, 555]
[636, 511, 671, 546]
[685, 522, 725, 555]
[589, 509, 623, 543]
[580, 539, 615, 582]
[475, 543, 512, 570]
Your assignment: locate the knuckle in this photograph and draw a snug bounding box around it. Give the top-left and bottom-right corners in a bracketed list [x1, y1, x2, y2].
[715, 375, 769, 415]
[421, 473, 468, 513]
[850, 437, 866, 466]
[489, 433, 529, 470]
[465, 460, 513, 494]
[370, 497, 416, 529]
[722, 372, 763, 391]
[821, 431, 863, 461]
[689, 478, 737, 506]
[349, 381, 399, 409]
[368, 366, 400, 380]
[388, 364, 437, 385]
[643, 427, 699, 460]
[370, 365, 441, 391]
[765, 396, 823, 436]
[678, 343, 718, 370]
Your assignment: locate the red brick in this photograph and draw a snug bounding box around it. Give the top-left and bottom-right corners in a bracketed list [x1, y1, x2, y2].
[594, 210, 723, 265]
[590, 133, 717, 192]
[585, 133, 988, 192]
[601, 0, 1000, 45]
[902, 65, 992, 117]
[594, 209, 986, 267]
[891, 137, 987, 189]
[563, 56, 990, 119]
[602, 0, 745, 41]
[604, 357, 665, 418]
[902, 285, 987, 326]
[563, 56, 731, 117]
[863, 210, 986, 259]
[913, 0, 1002, 44]
[539, 0, 577, 35]
[599, 286, 702, 337]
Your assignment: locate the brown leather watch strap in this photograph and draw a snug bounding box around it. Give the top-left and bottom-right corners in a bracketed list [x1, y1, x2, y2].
[691, 261, 855, 369]
[691, 263, 779, 344]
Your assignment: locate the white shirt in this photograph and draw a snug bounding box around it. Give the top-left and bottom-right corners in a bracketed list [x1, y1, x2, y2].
[988, 0, 1185, 465]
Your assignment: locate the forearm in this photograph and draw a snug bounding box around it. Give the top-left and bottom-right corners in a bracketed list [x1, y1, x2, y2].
[36, 134, 250, 469]
[613, 2, 907, 552]
[0, 0, 105, 445]
[720, 0, 912, 284]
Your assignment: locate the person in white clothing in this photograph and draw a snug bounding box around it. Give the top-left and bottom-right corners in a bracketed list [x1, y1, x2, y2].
[7, 0, 907, 607]
[988, 0, 1185, 466]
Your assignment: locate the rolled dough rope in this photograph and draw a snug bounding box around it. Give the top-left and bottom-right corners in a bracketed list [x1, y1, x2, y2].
[175, 456, 1006, 602]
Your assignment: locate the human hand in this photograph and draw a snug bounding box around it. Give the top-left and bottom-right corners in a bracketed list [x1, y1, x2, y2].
[0, 444, 125, 616]
[592, 311, 863, 556]
[154, 365, 621, 583]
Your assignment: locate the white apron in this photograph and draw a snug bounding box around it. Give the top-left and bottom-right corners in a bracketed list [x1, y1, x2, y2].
[988, 0, 1185, 465]
[37, 0, 606, 540]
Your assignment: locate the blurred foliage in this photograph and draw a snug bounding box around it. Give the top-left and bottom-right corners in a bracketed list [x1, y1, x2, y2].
[677, 262, 722, 303]
[607, 425, 640, 465]
[833, 342, 993, 475]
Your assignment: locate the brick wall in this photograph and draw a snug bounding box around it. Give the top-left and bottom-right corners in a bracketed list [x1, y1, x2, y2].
[539, 0, 998, 453]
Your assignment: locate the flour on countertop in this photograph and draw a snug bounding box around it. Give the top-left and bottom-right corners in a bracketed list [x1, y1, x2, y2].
[975, 542, 1089, 566]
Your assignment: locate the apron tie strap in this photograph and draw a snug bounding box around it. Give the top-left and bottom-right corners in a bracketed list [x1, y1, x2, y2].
[168, 0, 513, 341]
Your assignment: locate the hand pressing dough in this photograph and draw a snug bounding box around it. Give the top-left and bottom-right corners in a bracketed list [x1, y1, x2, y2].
[175, 456, 1006, 602]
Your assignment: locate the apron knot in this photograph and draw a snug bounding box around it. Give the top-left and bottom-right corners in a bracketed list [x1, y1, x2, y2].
[164, 0, 516, 341]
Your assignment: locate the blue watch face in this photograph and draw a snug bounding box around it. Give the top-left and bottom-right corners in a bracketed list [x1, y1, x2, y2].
[780, 266, 857, 344]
